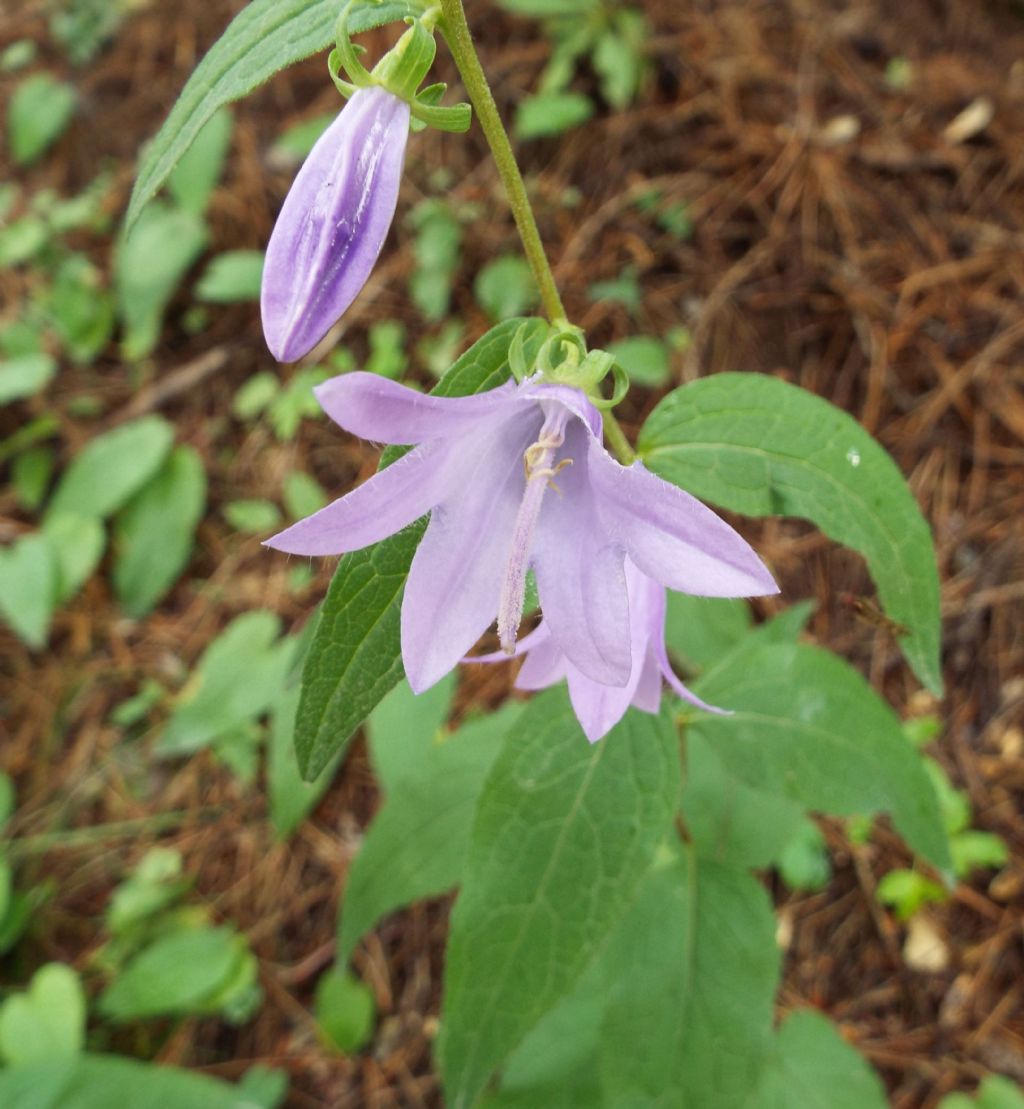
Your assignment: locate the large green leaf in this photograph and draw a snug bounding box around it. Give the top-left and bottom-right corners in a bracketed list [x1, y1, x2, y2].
[746, 1009, 887, 1109]
[125, 0, 424, 231]
[338, 686, 518, 963]
[638, 372, 942, 694]
[294, 318, 550, 779]
[437, 691, 680, 1107]
[598, 850, 779, 1108]
[692, 640, 951, 873]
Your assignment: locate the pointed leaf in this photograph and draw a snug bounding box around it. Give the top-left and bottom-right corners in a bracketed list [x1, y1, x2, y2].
[639, 373, 942, 693]
[438, 692, 680, 1107]
[692, 640, 951, 872]
[598, 851, 779, 1108]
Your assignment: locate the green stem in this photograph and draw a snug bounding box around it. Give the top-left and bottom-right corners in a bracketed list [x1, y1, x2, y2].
[438, 0, 566, 323]
[602, 410, 636, 465]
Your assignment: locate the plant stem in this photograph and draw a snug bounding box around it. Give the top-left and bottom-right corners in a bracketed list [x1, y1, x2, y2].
[438, 0, 566, 323]
[602, 410, 636, 465]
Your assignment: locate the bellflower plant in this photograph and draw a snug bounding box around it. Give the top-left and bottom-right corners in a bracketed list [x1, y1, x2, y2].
[130, 0, 949, 1103]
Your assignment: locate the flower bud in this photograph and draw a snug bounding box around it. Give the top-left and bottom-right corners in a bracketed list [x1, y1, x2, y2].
[261, 86, 410, 363]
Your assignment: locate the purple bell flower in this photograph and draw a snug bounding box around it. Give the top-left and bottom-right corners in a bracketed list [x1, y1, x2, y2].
[261, 86, 410, 362]
[267, 371, 778, 732]
[471, 560, 725, 743]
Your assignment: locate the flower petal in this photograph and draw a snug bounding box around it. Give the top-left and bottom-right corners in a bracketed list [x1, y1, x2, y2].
[589, 443, 778, 598]
[264, 439, 448, 556]
[566, 666, 637, 743]
[515, 632, 567, 691]
[653, 632, 729, 715]
[465, 622, 550, 664]
[533, 422, 631, 686]
[314, 372, 518, 445]
[519, 381, 602, 437]
[631, 651, 664, 713]
[261, 87, 410, 363]
[401, 410, 537, 692]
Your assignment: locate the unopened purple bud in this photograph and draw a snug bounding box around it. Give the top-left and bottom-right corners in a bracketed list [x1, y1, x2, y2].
[261, 86, 410, 362]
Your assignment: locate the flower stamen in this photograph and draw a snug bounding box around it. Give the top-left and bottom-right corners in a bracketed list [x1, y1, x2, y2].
[497, 413, 570, 653]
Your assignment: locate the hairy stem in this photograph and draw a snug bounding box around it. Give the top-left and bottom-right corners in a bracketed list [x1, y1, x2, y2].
[438, 0, 566, 323]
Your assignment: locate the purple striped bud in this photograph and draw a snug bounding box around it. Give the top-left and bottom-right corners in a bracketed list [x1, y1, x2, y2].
[261, 86, 410, 362]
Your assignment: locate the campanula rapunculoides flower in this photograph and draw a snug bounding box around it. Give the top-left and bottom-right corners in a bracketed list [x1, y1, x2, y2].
[471, 560, 724, 742]
[261, 86, 410, 363]
[266, 371, 778, 717]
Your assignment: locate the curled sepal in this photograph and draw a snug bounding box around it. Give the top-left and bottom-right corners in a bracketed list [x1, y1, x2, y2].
[587, 358, 630, 410]
[373, 18, 437, 101]
[333, 4, 375, 88]
[409, 95, 473, 134]
[327, 48, 360, 99]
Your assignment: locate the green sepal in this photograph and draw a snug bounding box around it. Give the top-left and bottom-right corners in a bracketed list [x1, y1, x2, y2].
[373, 18, 436, 101]
[327, 48, 359, 98]
[333, 4, 374, 87]
[409, 98, 472, 133]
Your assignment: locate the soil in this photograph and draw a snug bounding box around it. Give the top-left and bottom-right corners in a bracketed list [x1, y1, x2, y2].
[1, 0, 1023, 1106]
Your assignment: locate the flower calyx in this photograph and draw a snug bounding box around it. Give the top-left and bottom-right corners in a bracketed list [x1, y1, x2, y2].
[511, 321, 629, 411]
[330, 2, 472, 134]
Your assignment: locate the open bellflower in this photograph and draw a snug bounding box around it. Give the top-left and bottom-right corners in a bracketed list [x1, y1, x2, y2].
[267, 372, 778, 735]
[261, 86, 410, 362]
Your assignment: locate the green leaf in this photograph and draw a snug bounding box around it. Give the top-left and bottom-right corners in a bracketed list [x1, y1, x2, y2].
[692, 640, 952, 873]
[665, 594, 752, 672]
[875, 868, 947, 920]
[940, 1076, 1024, 1109]
[8, 74, 75, 166]
[98, 926, 250, 1021]
[639, 373, 942, 693]
[167, 108, 233, 215]
[283, 470, 327, 521]
[0, 353, 56, 404]
[223, 498, 282, 534]
[113, 445, 207, 617]
[474, 255, 538, 321]
[950, 830, 1008, 877]
[607, 335, 670, 388]
[47, 255, 115, 365]
[233, 371, 279, 420]
[157, 612, 289, 756]
[47, 416, 175, 519]
[125, 0, 425, 230]
[747, 1009, 887, 1109]
[0, 964, 85, 1066]
[597, 850, 779, 1108]
[269, 112, 335, 167]
[338, 688, 516, 963]
[114, 202, 207, 360]
[267, 686, 342, 840]
[437, 692, 680, 1107]
[409, 200, 462, 321]
[106, 848, 189, 936]
[776, 817, 832, 892]
[0, 1055, 285, 1109]
[195, 249, 264, 303]
[0, 216, 48, 266]
[294, 318, 550, 779]
[682, 730, 805, 869]
[314, 969, 376, 1053]
[514, 91, 594, 140]
[0, 533, 59, 648]
[42, 512, 106, 603]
